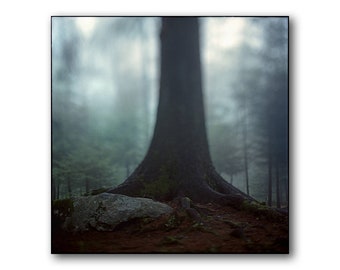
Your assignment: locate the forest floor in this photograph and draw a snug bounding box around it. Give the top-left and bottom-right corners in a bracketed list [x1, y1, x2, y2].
[52, 200, 289, 254]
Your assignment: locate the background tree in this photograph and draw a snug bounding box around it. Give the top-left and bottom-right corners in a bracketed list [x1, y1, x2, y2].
[52, 18, 83, 199]
[52, 17, 288, 206]
[202, 17, 288, 204]
[209, 124, 243, 184]
[250, 18, 288, 206]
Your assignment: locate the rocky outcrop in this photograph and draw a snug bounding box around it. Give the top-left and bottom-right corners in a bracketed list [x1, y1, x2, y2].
[59, 193, 173, 232]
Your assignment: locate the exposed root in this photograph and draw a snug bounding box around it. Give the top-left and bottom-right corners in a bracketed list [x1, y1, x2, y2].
[107, 181, 144, 197]
[208, 170, 255, 202]
[107, 169, 256, 209]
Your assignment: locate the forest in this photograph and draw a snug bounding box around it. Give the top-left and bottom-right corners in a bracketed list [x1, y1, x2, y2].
[52, 16, 288, 253]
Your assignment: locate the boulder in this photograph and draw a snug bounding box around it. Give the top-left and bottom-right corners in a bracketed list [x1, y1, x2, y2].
[62, 193, 173, 232]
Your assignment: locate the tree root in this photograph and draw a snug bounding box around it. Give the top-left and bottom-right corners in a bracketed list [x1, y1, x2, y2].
[107, 169, 256, 209]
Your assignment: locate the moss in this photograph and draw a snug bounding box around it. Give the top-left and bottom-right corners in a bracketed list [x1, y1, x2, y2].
[240, 200, 284, 221]
[207, 245, 219, 253]
[223, 219, 242, 229]
[52, 198, 74, 217]
[204, 174, 217, 190]
[160, 235, 181, 245]
[142, 180, 172, 199]
[142, 217, 153, 223]
[164, 214, 179, 230]
[241, 200, 268, 215]
[241, 200, 264, 211]
[83, 187, 110, 196]
[191, 223, 219, 236]
[141, 165, 176, 199]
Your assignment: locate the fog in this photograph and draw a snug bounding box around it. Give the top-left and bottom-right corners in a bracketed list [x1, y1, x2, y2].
[52, 17, 288, 205]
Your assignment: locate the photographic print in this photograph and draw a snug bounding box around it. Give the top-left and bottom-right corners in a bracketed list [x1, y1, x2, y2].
[51, 16, 289, 254]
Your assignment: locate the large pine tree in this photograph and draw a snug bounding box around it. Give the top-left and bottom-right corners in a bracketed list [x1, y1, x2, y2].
[108, 17, 252, 205]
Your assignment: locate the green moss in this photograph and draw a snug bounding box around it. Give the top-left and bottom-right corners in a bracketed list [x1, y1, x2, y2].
[141, 165, 176, 199]
[204, 174, 217, 190]
[240, 200, 283, 221]
[160, 235, 182, 245]
[52, 198, 74, 217]
[241, 200, 264, 211]
[207, 245, 219, 253]
[142, 180, 171, 199]
[84, 187, 110, 196]
[164, 214, 179, 230]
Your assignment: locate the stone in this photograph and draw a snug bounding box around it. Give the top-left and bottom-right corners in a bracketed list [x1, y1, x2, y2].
[62, 193, 173, 232]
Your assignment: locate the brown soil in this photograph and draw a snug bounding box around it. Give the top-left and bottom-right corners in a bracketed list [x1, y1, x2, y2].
[52, 201, 289, 254]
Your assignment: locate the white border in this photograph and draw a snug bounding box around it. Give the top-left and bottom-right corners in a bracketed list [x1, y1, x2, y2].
[1, 0, 340, 269]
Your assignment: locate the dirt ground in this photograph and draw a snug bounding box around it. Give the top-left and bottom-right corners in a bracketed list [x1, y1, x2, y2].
[52, 200, 289, 254]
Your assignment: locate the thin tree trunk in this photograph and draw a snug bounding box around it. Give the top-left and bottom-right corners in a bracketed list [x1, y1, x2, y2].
[283, 173, 288, 207]
[275, 159, 281, 208]
[237, 87, 250, 197]
[56, 182, 60, 200]
[85, 178, 90, 194]
[243, 142, 250, 195]
[267, 148, 273, 207]
[67, 178, 72, 198]
[126, 162, 130, 178]
[52, 181, 56, 201]
[241, 103, 250, 196]
[139, 21, 151, 146]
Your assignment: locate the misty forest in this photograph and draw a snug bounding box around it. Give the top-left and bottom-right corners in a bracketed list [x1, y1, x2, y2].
[52, 17, 288, 253]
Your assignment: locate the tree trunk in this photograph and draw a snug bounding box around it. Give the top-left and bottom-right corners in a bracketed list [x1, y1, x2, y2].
[52, 181, 57, 201]
[108, 17, 253, 204]
[56, 182, 60, 200]
[139, 21, 151, 147]
[85, 178, 90, 194]
[238, 92, 250, 196]
[284, 175, 288, 207]
[67, 178, 72, 198]
[242, 125, 250, 196]
[267, 148, 273, 207]
[125, 161, 130, 178]
[275, 159, 281, 208]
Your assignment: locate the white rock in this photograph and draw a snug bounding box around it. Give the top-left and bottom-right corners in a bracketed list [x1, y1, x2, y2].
[63, 193, 172, 231]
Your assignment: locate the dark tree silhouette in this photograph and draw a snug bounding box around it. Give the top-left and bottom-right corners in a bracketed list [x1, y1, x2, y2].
[108, 17, 252, 205]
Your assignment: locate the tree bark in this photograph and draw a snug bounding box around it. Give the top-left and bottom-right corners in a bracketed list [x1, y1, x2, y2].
[238, 95, 250, 196]
[52, 181, 57, 201]
[85, 178, 90, 194]
[275, 159, 281, 208]
[56, 182, 60, 200]
[67, 178, 72, 198]
[108, 17, 253, 204]
[242, 123, 250, 196]
[125, 161, 130, 178]
[267, 147, 273, 207]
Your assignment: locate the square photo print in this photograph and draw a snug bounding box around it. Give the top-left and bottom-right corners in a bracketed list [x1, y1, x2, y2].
[51, 16, 289, 254]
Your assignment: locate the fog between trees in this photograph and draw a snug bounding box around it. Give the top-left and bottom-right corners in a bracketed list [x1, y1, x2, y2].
[52, 17, 288, 207]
